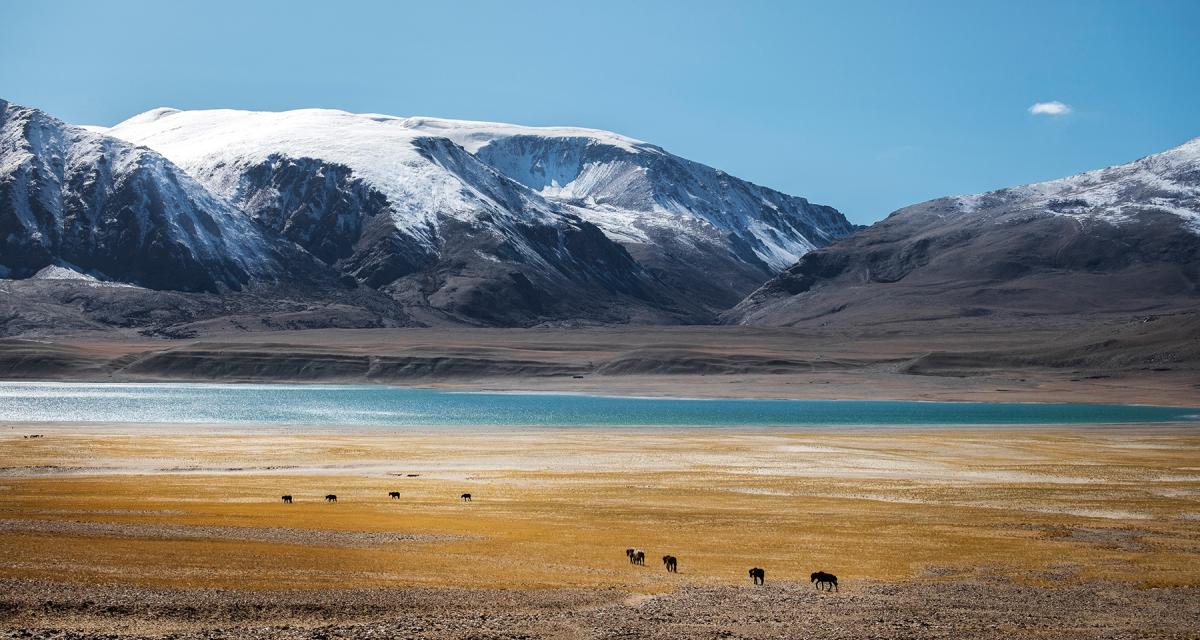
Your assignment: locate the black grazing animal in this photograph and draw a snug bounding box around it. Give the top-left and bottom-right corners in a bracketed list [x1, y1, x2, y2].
[325, 494, 338, 503]
[461, 493, 472, 501]
[388, 491, 401, 499]
[626, 548, 636, 563]
[281, 495, 293, 504]
[633, 550, 645, 565]
[749, 567, 765, 585]
[811, 571, 838, 591]
[663, 555, 678, 573]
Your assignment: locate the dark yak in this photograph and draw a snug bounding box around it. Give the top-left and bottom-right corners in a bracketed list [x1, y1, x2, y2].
[811, 571, 838, 591]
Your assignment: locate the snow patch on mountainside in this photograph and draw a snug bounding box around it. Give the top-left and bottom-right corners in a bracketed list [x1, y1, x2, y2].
[24, 263, 140, 287]
[32, 264, 100, 281]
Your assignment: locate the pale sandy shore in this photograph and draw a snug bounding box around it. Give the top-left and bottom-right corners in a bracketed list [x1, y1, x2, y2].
[2, 423, 1199, 637]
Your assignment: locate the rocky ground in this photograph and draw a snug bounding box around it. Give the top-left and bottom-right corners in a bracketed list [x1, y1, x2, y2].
[1, 574, 1198, 639]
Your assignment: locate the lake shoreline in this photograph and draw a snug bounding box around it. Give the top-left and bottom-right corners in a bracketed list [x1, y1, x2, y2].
[3, 382, 1197, 428]
[5, 421, 1200, 443]
[3, 319, 1197, 408]
[4, 377, 1200, 408]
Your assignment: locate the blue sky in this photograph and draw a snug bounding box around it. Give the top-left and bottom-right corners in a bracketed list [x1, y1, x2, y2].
[2, 0, 1197, 224]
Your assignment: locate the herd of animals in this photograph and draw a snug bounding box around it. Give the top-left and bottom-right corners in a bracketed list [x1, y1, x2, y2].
[625, 547, 836, 589]
[278, 491, 839, 590]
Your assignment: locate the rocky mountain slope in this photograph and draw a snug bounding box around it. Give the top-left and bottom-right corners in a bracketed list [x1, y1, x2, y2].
[425, 117, 853, 306]
[726, 137, 1200, 326]
[98, 108, 852, 321]
[0, 99, 306, 292]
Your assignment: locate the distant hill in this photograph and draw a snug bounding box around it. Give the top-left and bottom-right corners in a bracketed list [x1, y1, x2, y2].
[726, 137, 1200, 326]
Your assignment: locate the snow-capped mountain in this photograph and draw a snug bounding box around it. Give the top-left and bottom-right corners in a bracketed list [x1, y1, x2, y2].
[726, 137, 1200, 326]
[0, 99, 298, 292]
[2, 99, 851, 328]
[96, 108, 685, 324]
[100, 107, 852, 317]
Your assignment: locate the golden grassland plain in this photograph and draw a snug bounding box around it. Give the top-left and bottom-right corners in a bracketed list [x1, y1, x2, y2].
[2, 425, 1199, 594]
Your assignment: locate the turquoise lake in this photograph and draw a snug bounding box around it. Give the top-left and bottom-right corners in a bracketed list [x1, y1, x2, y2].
[0, 382, 1196, 427]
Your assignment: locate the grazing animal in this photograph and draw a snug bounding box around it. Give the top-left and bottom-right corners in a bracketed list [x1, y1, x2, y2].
[633, 550, 645, 565]
[811, 571, 838, 591]
[281, 495, 292, 504]
[626, 548, 636, 562]
[325, 494, 338, 503]
[388, 491, 401, 499]
[749, 567, 765, 585]
[663, 555, 678, 573]
[461, 493, 472, 501]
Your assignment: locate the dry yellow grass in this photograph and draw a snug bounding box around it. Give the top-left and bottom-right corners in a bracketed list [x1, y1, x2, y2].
[2, 426, 1198, 591]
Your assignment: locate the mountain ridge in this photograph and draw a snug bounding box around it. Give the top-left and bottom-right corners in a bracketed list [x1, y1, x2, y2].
[725, 135, 1200, 326]
[98, 106, 853, 317]
[2, 99, 854, 331]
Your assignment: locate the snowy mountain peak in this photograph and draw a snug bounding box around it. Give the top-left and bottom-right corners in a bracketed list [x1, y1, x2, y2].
[98, 106, 853, 315]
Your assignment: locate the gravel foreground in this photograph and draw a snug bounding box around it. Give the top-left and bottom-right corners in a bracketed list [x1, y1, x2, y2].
[1, 576, 1198, 640]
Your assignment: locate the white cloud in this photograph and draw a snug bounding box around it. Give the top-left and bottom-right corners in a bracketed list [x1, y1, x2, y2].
[1028, 101, 1072, 116]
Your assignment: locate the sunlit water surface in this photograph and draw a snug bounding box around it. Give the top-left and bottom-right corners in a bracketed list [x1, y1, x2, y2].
[0, 382, 1196, 428]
